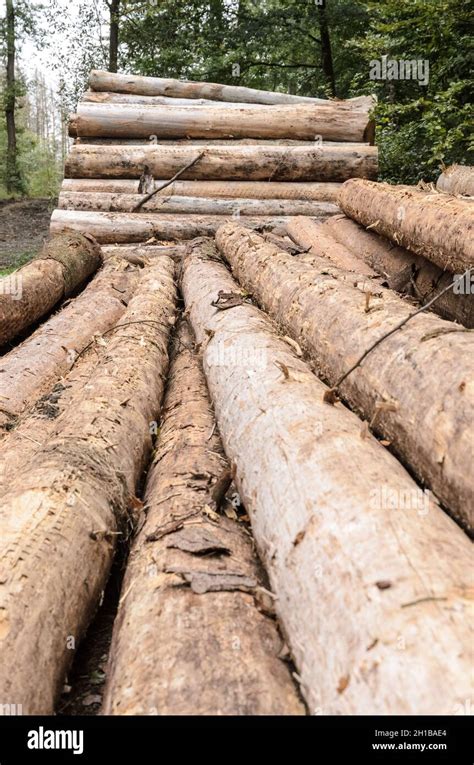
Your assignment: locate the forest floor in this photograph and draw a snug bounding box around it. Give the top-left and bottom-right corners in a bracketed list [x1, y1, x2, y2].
[0, 198, 56, 274]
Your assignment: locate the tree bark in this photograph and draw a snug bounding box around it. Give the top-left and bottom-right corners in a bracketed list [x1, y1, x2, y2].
[0, 261, 177, 714]
[0, 258, 139, 433]
[0, 233, 102, 347]
[215, 223, 474, 532]
[5, 0, 22, 194]
[322, 214, 474, 327]
[108, 0, 120, 73]
[50, 209, 327, 243]
[436, 164, 474, 197]
[69, 101, 373, 143]
[339, 179, 474, 273]
[287, 217, 376, 276]
[58, 191, 338, 217]
[317, 2, 336, 97]
[102, 320, 305, 715]
[61, 178, 343, 201]
[101, 244, 186, 263]
[181, 239, 473, 715]
[65, 143, 378, 182]
[89, 69, 375, 108]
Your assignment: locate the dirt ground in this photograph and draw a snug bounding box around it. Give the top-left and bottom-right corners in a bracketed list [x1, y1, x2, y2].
[0, 198, 56, 272]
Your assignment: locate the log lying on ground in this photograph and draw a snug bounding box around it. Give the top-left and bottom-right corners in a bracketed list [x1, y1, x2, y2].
[102, 320, 304, 716]
[322, 214, 474, 327]
[70, 102, 373, 143]
[0, 258, 139, 433]
[437, 165, 474, 197]
[0, 233, 101, 347]
[62, 178, 343, 201]
[339, 179, 474, 273]
[89, 70, 375, 110]
[58, 191, 338, 218]
[65, 144, 378, 182]
[182, 239, 473, 714]
[50, 209, 326, 243]
[0, 261, 177, 714]
[287, 217, 376, 276]
[216, 223, 474, 531]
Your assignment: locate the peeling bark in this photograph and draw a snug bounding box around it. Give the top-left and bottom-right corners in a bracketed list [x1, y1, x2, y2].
[437, 165, 474, 197]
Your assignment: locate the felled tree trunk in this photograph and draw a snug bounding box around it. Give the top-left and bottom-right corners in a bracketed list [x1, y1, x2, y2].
[0, 233, 102, 347]
[181, 239, 473, 715]
[102, 320, 305, 716]
[82, 91, 284, 107]
[61, 178, 343, 201]
[0, 261, 177, 714]
[65, 144, 378, 182]
[216, 223, 474, 532]
[58, 191, 338, 217]
[0, 258, 139, 433]
[50, 210, 322, 243]
[339, 179, 474, 273]
[101, 244, 186, 264]
[89, 69, 375, 110]
[322, 214, 474, 327]
[436, 165, 474, 197]
[287, 217, 376, 276]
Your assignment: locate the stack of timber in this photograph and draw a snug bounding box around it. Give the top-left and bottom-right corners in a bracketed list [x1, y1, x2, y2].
[52, 70, 378, 243]
[3, 74, 473, 719]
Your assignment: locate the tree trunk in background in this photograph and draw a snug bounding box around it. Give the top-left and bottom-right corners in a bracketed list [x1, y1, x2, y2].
[317, 3, 336, 97]
[108, 0, 120, 73]
[5, 0, 22, 194]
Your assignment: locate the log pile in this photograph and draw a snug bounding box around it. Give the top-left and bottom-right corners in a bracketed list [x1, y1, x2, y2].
[2, 72, 473, 719]
[52, 70, 378, 243]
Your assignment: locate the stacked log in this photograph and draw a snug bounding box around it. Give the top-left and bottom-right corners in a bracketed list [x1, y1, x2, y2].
[102, 321, 304, 715]
[320, 214, 474, 327]
[181, 238, 473, 715]
[0, 260, 177, 714]
[215, 222, 474, 532]
[53, 69, 378, 245]
[338, 179, 474, 274]
[0, 233, 102, 347]
[0, 257, 140, 433]
[437, 164, 474, 197]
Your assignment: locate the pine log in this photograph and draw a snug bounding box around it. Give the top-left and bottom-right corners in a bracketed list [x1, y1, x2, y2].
[0, 233, 102, 347]
[0, 261, 177, 714]
[287, 217, 376, 276]
[65, 144, 378, 182]
[216, 223, 474, 531]
[58, 191, 338, 217]
[75, 137, 369, 147]
[69, 101, 372, 143]
[82, 91, 263, 107]
[89, 70, 374, 111]
[50, 210, 323, 243]
[61, 178, 343, 201]
[181, 238, 473, 714]
[339, 179, 474, 273]
[437, 165, 474, 197]
[102, 320, 304, 715]
[0, 258, 139, 433]
[322, 214, 474, 327]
